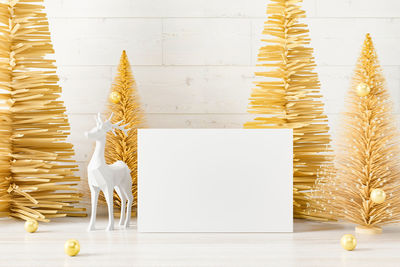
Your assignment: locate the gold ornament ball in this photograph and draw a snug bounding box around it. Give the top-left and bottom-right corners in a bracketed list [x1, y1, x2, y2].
[370, 188, 386, 204]
[24, 220, 38, 233]
[109, 91, 122, 104]
[341, 234, 357, 251]
[64, 239, 80, 257]
[356, 83, 370, 97]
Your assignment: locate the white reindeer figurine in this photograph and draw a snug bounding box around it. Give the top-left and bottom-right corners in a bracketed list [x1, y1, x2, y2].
[85, 113, 133, 231]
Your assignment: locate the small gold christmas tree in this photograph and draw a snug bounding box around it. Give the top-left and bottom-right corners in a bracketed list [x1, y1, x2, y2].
[244, 0, 332, 219]
[104, 50, 145, 215]
[315, 34, 400, 234]
[0, 0, 84, 222]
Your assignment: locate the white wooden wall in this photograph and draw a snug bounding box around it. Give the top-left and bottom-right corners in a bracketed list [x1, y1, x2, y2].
[44, 0, 400, 205]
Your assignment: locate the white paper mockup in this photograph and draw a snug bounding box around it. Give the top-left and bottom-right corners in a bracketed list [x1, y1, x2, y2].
[138, 129, 293, 232]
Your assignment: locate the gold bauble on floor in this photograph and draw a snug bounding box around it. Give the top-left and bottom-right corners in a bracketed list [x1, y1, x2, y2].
[355, 225, 382, 235]
[340, 234, 357, 251]
[24, 220, 38, 233]
[64, 239, 80, 256]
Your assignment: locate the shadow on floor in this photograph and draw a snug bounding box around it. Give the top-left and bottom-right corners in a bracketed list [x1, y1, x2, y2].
[294, 219, 346, 233]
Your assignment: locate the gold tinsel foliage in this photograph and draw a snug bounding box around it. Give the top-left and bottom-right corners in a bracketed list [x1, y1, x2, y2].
[244, 0, 332, 220]
[103, 50, 145, 214]
[314, 34, 400, 233]
[0, 0, 85, 222]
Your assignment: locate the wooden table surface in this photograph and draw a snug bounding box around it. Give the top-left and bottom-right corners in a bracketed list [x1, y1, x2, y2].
[0, 217, 399, 266]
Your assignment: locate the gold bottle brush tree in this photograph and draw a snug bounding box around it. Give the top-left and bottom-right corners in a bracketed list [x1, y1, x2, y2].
[244, 0, 333, 220]
[103, 50, 145, 216]
[0, 0, 85, 222]
[314, 34, 400, 234]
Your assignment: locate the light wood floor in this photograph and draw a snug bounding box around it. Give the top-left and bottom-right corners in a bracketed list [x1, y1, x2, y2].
[0, 217, 399, 266]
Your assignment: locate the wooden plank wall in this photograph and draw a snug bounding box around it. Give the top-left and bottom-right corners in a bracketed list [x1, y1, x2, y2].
[44, 0, 400, 206]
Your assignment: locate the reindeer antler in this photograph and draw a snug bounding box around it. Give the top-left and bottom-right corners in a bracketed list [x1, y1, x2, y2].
[106, 112, 130, 136]
[112, 120, 130, 136]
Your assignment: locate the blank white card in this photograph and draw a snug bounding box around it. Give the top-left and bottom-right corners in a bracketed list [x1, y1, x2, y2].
[138, 129, 293, 232]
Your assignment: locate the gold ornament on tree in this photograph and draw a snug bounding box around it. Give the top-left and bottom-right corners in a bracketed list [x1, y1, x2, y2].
[109, 91, 122, 104]
[340, 234, 357, 251]
[313, 34, 400, 234]
[370, 188, 386, 204]
[0, 0, 85, 222]
[243, 0, 333, 220]
[356, 82, 370, 97]
[101, 50, 145, 216]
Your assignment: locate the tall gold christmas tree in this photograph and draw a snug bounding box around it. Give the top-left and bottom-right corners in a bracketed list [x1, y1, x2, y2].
[0, 0, 84, 222]
[244, 0, 332, 219]
[104, 50, 144, 215]
[314, 34, 400, 234]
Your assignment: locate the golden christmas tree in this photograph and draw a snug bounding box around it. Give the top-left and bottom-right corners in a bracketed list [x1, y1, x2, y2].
[0, 0, 85, 222]
[314, 34, 400, 234]
[244, 0, 332, 220]
[104, 50, 145, 215]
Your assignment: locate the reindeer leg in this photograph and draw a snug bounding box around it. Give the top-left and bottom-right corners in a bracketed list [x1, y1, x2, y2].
[125, 191, 133, 228]
[88, 186, 99, 231]
[115, 186, 126, 226]
[104, 187, 114, 231]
